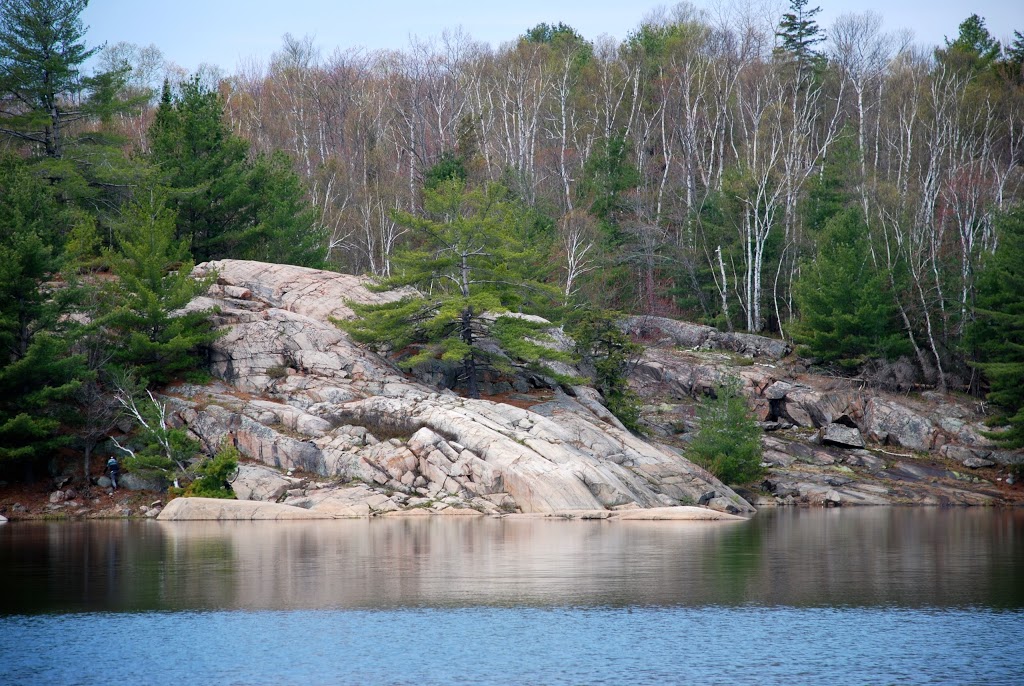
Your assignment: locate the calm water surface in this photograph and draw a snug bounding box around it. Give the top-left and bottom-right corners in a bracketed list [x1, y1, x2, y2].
[2, 508, 1022, 685]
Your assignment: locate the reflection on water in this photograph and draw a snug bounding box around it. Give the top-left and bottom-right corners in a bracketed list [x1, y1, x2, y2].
[2, 508, 1022, 613]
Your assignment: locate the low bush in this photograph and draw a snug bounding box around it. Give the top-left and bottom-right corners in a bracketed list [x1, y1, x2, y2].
[686, 378, 763, 485]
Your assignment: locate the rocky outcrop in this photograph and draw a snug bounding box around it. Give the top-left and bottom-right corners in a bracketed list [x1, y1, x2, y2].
[165, 260, 753, 517]
[136, 259, 1019, 514]
[628, 344, 1022, 507]
[623, 315, 791, 360]
[158, 496, 335, 520]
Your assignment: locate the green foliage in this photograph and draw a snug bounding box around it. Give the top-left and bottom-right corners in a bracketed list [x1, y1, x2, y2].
[104, 187, 219, 385]
[792, 209, 909, 369]
[803, 129, 861, 233]
[523, 22, 584, 45]
[968, 206, 1024, 448]
[568, 310, 644, 432]
[775, 0, 825, 65]
[149, 77, 325, 266]
[577, 133, 639, 234]
[341, 179, 559, 397]
[488, 315, 577, 380]
[183, 441, 238, 499]
[0, 156, 85, 464]
[939, 14, 1001, 71]
[113, 384, 200, 480]
[0, 0, 111, 157]
[1007, 31, 1024, 67]
[242, 151, 327, 267]
[686, 378, 763, 485]
[423, 151, 468, 191]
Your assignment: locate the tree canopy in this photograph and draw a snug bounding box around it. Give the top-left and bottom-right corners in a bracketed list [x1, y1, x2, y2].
[342, 179, 559, 398]
[968, 207, 1024, 448]
[0, 0, 129, 158]
[149, 77, 326, 267]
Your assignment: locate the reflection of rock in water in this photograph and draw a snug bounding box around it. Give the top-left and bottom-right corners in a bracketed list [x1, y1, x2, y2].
[156, 517, 746, 609]
[148, 509, 1024, 610]
[2, 512, 1023, 613]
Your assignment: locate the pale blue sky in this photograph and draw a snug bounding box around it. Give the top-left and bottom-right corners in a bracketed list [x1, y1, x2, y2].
[80, 0, 1024, 73]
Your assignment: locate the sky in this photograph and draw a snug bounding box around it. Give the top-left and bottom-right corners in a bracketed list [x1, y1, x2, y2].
[80, 0, 1024, 73]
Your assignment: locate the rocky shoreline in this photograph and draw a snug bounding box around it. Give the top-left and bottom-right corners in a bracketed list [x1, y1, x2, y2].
[2, 259, 1021, 523]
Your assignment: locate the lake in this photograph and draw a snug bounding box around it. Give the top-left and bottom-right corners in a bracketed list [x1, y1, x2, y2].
[2, 508, 1022, 685]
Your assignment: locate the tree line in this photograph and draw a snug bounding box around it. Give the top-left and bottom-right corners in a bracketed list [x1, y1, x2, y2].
[123, 2, 1020, 398]
[1, 0, 1022, 488]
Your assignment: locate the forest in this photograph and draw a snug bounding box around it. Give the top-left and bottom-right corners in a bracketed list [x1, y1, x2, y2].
[1, 0, 1022, 486]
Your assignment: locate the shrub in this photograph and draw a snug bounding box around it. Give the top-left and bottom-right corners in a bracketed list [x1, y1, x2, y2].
[567, 310, 644, 433]
[686, 378, 763, 485]
[184, 441, 239, 499]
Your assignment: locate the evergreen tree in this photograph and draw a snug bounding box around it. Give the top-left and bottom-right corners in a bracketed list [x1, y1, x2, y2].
[1007, 31, 1024, 67]
[939, 14, 1002, 71]
[791, 209, 909, 369]
[0, 156, 85, 465]
[686, 378, 763, 485]
[523, 22, 584, 45]
[342, 179, 558, 398]
[242, 151, 326, 267]
[103, 187, 218, 385]
[0, 0, 115, 158]
[148, 78, 248, 262]
[149, 78, 325, 266]
[803, 130, 861, 234]
[775, 0, 825, 69]
[577, 133, 639, 240]
[968, 207, 1024, 448]
[567, 310, 643, 432]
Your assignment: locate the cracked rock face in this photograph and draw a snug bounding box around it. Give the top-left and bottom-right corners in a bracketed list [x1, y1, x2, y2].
[171, 260, 753, 516]
[627, 340, 1023, 507]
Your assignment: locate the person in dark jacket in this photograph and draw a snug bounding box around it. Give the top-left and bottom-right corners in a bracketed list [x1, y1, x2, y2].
[106, 456, 120, 490]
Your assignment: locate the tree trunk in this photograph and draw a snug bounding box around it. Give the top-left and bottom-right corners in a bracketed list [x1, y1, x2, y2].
[461, 305, 479, 398]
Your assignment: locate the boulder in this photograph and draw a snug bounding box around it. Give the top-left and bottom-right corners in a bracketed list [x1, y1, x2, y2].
[939, 445, 989, 463]
[231, 463, 297, 501]
[820, 423, 866, 449]
[962, 457, 995, 469]
[863, 398, 937, 451]
[764, 381, 795, 400]
[157, 497, 335, 520]
[989, 450, 1024, 467]
[120, 472, 169, 492]
[623, 316, 790, 360]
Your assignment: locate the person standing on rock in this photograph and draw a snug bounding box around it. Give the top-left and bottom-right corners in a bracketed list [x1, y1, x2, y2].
[106, 456, 120, 490]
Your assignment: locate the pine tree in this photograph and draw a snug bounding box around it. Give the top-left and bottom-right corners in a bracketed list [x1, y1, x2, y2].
[792, 209, 909, 369]
[149, 77, 324, 266]
[686, 378, 763, 485]
[775, 0, 825, 76]
[0, 156, 85, 464]
[939, 14, 1002, 71]
[0, 0, 133, 158]
[342, 179, 558, 398]
[103, 187, 218, 385]
[968, 207, 1024, 448]
[567, 310, 644, 432]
